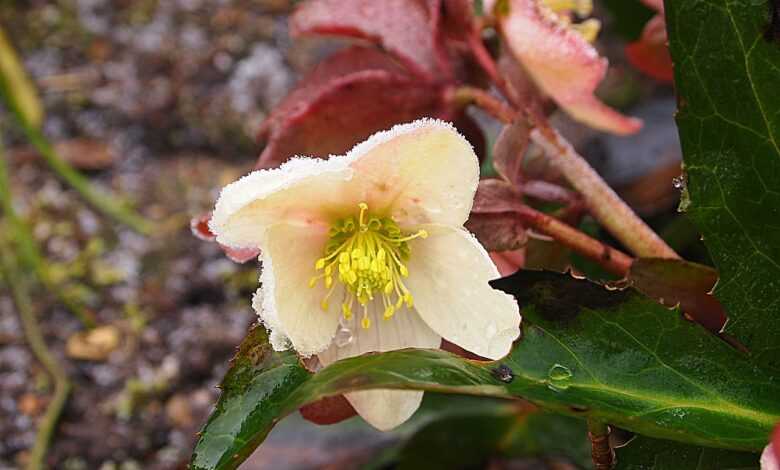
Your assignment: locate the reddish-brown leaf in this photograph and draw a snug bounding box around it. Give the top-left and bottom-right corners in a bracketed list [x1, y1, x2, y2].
[626, 15, 674, 83]
[438, 0, 476, 42]
[774, 423, 780, 462]
[255, 46, 453, 169]
[471, 178, 525, 213]
[493, 118, 530, 184]
[627, 258, 727, 333]
[290, 0, 452, 80]
[466, 212, 527, 252]
[467, 179, 528, 251]
[299, 395, 357, 425]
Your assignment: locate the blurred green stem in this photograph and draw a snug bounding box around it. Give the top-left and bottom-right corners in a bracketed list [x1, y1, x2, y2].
[0, 87, 150, 234]
[0, 138, 95, 327]
[0, 240, 71, 470]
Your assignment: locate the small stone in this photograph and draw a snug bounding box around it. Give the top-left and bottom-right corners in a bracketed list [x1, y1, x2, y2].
[66, 325, 121, 361]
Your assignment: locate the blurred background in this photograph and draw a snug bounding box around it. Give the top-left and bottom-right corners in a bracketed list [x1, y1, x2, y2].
[0, 1, 703, 469]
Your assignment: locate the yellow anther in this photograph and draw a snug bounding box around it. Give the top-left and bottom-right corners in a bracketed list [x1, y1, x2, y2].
[320, 299, 329, 312]
[404, 293, 414, 308]
[308, 277, 318, 288]
[543, 0, 592, 16]
[384, 305, 395, 319]
[312, 202, 423, 328]
[342, 302, 352, 319]
[571, 18, 601, 42]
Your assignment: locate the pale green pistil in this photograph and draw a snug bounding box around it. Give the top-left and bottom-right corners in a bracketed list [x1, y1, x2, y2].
[309, 203, 427, 329]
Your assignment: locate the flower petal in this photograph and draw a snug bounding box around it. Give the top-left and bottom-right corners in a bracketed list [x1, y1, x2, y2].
[211, 119, 477, 248]
[762, 442, 780, 470]
[318, 302, 441, 430]
[210, 157, 354, 249]
[257, 223, 341, 356]
[406, 224, 521, 359]
[496, 0, 642, 135]
[344, 119, 479, 227]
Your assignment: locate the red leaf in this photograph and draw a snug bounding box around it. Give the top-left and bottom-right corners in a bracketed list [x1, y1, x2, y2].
[255, 46, 453, 169]
[626, 258, 727, 334]
[467, 179, 528, 251]
[439, 0, 476, 42]
[299, 395, 357, 425]
[291, 0, 452, 80]
[774, 423, 780, 463]
[493, 118, 530, 184]
[626, 15, 674, 83]
[489, 249, 525, 277]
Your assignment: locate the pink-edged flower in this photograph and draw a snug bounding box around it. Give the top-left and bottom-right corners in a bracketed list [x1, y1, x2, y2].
[488, 0, 642, 135]
[210, 119, 521, 430]
[762, 424, 780, 470]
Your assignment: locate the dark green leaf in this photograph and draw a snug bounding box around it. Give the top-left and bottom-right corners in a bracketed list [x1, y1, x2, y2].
[666, 0, 780, 372]
[601, 0, 656, 40]
[190, 326, 310, 470]
[615, 436, 759, 470]
[396, 406, 591, 470]
[191, 272, 780, 470]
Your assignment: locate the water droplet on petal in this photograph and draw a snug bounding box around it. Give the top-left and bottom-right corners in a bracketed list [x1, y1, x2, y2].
[334, 327, 353, 347]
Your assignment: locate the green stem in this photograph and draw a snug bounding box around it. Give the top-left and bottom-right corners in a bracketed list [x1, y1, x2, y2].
[530, 126, 679, 259]
[0, 89, 150, 234]
[0, 241, 71, 470]
[0, 139, 95, 327]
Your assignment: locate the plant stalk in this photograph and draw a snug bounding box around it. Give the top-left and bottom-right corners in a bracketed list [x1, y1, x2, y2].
[530, 126, 679, 259]
[587, 419, 615, 470]
[455, 85, 679, 260]
[0, 89, 150, 234]
[0, 240, 71, 470]
[0, 138, 95, 327]
[515, 205, 634, 277]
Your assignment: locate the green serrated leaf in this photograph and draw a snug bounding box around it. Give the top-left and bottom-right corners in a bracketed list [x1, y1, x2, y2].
[615, 436, 759, 470]
[191, 272, 780, 470]
[666, 0, 780, 372]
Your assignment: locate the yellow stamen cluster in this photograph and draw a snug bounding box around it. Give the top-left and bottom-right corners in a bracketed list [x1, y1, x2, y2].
[542, 0, 601, 43]
[309, 203, 427, 330]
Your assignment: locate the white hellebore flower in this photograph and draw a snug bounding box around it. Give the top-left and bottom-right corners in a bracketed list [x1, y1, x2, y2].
[210, 119, 521, 430]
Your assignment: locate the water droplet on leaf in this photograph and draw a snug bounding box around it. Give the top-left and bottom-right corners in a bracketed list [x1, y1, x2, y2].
[546, 364, 573, 391]
[491, 364, 514, 383]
